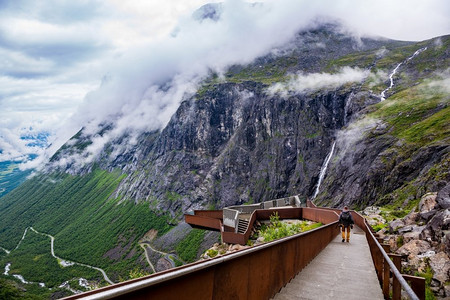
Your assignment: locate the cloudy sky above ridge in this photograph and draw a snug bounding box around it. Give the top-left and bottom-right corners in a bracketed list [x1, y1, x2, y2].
[0, 0, 449, 167]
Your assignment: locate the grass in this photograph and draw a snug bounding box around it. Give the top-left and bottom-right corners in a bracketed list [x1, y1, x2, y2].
[370, 83, 449, 146]
[371, 223, 388, 232]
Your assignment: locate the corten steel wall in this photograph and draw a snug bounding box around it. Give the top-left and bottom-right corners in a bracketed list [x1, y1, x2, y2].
[184, 214, 222, 231]
[192, 210, 223, 219]
[64, 211, 340, 300]
[302, 207, 340, 225]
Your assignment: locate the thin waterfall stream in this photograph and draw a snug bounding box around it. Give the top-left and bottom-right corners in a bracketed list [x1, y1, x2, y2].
[380, 47, 427, 101]
[312, 141, 336, 199]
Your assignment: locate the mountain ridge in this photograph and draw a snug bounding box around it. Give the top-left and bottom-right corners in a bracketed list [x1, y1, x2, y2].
[0, 22, 448, 298]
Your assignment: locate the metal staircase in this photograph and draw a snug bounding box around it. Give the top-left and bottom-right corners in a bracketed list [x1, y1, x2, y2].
[237, 218, 249, 234]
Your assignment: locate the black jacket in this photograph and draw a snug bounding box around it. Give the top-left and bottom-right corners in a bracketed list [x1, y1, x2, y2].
[339, 211, 354, 227]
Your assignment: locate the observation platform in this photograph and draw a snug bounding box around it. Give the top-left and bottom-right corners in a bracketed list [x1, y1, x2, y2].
[273, 226, 383, 300]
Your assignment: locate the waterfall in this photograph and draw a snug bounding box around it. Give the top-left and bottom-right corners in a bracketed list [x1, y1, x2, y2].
[313, 141, 336, 199]
[380, 47, 427, 101]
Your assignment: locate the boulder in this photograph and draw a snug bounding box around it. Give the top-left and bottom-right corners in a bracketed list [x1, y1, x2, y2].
[429, 252, 450, 284]
[445, 284, 450, 298]
[419, 209, 437, 222]
[428, 209, 450, 234]
[363, 206, 381, 215]
[398, 225, 413, 234]
[389, 219, 405, 233]
[435, 183, 450, 209]
[397, 240, 432, 257]
[419, 192, 437, 212]
[403, 211, 419, 226]
[403, 231, 421, 243]
[445, 231, 450, 255]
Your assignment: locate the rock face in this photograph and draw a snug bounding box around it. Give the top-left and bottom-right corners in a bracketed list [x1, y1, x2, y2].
[111, 85, 353, 214]
[45, 25, 448, 219]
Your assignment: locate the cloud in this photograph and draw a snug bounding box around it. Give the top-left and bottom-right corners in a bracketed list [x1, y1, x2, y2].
[1, 0, 449, 169]
[426, 68, 450, 94]
[269, 67, 370, 97]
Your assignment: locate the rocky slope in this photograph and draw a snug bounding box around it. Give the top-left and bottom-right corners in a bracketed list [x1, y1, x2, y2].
[365, 183, 450, 298]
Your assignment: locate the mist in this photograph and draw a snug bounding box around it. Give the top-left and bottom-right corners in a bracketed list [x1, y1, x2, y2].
[268, 67, 370, 97]
[8, 0, 447, 170]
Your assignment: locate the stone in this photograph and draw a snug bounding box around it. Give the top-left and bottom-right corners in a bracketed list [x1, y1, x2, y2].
[397, 240, 432, 257]
[389, 219, 405, 233]
[398, 225, 413, 234]
[403, 211, 419, 225]
[436, 183, 450, 209]
[419, 209, 437, 222]
[403, 231, 421, 243]
[419, 192, 437, 212]
[363, 206, 381, 215]
[445, 232, 450, 255]
[427, 209, 450, 236]
[429, 252, 450, 284]
[444, 284, 450, 297]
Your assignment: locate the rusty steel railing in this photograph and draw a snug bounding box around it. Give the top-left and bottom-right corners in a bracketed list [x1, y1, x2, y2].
[306, 202, 425, 300]
[63, 207, 340, 300]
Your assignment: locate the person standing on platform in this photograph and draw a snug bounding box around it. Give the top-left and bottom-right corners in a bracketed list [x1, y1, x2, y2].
[339, 206, 354, 242]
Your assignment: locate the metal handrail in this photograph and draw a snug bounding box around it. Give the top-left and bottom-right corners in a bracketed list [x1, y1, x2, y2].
[364, 218, 419, 300]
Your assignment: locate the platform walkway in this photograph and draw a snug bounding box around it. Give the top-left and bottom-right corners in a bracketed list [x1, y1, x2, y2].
[273, 226, 383, 300]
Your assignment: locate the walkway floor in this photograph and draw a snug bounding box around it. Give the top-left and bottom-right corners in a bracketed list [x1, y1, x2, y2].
[272, 226, 383, 300]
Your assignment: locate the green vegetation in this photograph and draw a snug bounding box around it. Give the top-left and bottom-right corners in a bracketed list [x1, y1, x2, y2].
[225, 56, 297, 85]
[175, 229, 206, 263]
[205, 249, 218, 258]
[168, 255, 184, 267]
[0, 278, 23, 300]
[127, 268, 150, 280]
[258, 213, 322, 242]
[0, 276, 71, 300]
[371, 223, 388, 232]
[371, 83, 449, 146]
[2, 230, 100, 288]
[378, 183, 421, 221]
[326, 49, 377, 71]
[0, 168, 172, 288]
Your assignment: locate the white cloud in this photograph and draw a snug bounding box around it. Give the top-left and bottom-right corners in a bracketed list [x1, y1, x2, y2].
[0, 0, 449, 168]
[269, 67, 370, 96]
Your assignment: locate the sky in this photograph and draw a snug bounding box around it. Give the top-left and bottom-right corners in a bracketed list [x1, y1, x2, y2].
[0, 0, 448, 169]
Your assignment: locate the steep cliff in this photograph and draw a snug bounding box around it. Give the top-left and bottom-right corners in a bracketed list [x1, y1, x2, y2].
[315, 36, 449, 214]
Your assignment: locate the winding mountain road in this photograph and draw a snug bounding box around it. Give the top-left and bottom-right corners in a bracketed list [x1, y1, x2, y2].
[1, 227, 113, 285]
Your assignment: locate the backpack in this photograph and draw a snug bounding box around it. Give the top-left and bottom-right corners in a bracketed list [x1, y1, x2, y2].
[341, 211, 351, 222]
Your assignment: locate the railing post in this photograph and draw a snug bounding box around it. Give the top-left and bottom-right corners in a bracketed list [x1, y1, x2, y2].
[403, 275, 426, 300]
[389, 254, 402, 300]
[382, 244, 390, 299]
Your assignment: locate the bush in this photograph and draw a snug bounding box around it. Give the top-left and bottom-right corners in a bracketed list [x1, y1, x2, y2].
[258, 213, 322, 243]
